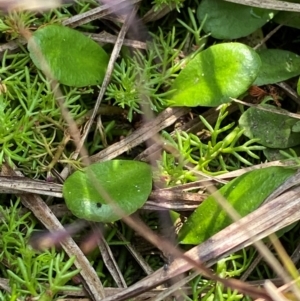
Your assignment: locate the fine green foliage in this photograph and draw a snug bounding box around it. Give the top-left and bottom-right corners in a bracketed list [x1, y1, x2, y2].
[169, 43, 261, 107]
[159, 104, 264, 185]
[239, 104, 300, 148]
[0, 200, 80, 300]
[263, 147, 300, 162]
[185, 249, 256, 301]
[0, 6, 79, 40]
[0, 11, 38, 40]
[152, 0, 185, 11]
[177, 6, 208, 48]
[197, 0, 275, 39]
[178, 167, 296, 244]
[0, 50, 93, 174]
[28, 25, 109, 87]
[63, 160, 153, 222]
[105, 27, 184, 121]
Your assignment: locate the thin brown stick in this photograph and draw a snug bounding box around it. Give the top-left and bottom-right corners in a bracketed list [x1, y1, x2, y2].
[62, 0, 141, 28]
[232, 97, 300, 119]
[253, 24, 283, 50]
[276, 82, 300, 106]
[89, 107, 189, 163]
[91, 224, 127, 288]
[224, 0, 300, 12]
[115, 228, 154, 275]
[89, 31, 147, 49]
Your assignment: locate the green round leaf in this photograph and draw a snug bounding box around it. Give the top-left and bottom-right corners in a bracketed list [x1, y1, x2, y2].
[63, 160, 152, 222]
[169, 43, 261, 107]
[197, 0, 274, 39]
[239, 104, 300, 148]
[28, 25, 109, 87]
[178, 167, 295, 245]
[253, 49, 300, 86]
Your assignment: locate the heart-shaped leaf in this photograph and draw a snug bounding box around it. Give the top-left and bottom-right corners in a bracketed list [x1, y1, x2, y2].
[178, 167, 295, 245]
[63, 160, 152, 223]
[28, 25, 109, 87]
[169, 43, 261, 107]
[253, 49, 300, 86]
[239, 104, 300, 148]
[197, 0, 275, 39]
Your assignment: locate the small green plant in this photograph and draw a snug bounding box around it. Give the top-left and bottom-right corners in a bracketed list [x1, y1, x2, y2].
[177, 7, 207, 48]
[152, 0, 185, 12]
[105, 27, 184, 121]
[279, 148, 300, 166]
[0, 11, 37, 39]
[159, 103, 265, 185]
[183, 249, 256, 301]
[0, 48, 100, 175]
[0, 199, 80, 300]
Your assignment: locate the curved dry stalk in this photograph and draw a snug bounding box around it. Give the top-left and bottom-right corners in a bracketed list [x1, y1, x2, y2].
[224, 0, 300, 12]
